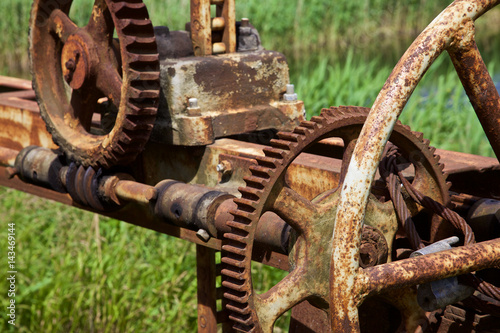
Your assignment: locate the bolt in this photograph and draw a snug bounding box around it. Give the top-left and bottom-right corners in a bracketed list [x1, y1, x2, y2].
[199, 315, 207, 328]
[65, 59, 76, 71]
[196, 229, 210, 242]
[188, 98, 198, 108]
[283, 84, 298, 102]
[239, 18, 252, 36]
[187, 98, 201, 116]
[216, 163, 225, 172]
[359, 242, 377, 268]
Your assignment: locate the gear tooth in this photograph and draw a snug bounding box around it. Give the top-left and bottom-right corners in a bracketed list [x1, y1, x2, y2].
[229, 210, 253, 224]
[234, 198, 257, 213]
[249, 164, 272, 179]
[223, 245, 248, 257]
[434, 154, 441, 163]
[255, 155, 278, 169]
[429, 146, 437, 155]
[423, 138, 431, 146]
[113, 143, 126, 155]
[263, 147, 285, 159]
[299, 120, 317, 129]
[128, 68, 160, 81]
[239, 187, 261, 201]
[110, 1, 148, 16]
[128, 86, 160, 100]
[270, 139, 294, 151]
[221, 256, 246, 268]
[310, 115, 326, 125]
[293, 126, 312, 135]
[227, 303, 252, 316]
[328, 107, 343, 117]
[224, 232, 248, 243]
[438, 163, 445, 171]
[414, 131, 424, 140]
[446, 181, 452, 190]
[128, 53, 160, 65]
[343, 106, 354, 114]
[224, 291, 250, 303]
[229, 313, 254, 326]
[320, 108, 332, 117]
[242, 176, 266, 190]
[277, 131, 301, 142]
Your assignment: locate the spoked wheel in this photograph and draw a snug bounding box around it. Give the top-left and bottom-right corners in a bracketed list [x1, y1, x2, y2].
[29, 0, 160, 168]
[221, 107, 450, 332]
[330, 1, 500, 331]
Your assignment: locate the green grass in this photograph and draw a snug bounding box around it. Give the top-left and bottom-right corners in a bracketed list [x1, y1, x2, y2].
[3, 0, 500, 77]
[292, 53, 495, 157]
[0, 0, 499, 332]
[0, 188, 200, 332]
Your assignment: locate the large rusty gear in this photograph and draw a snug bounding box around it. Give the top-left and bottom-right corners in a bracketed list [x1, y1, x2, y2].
[29, 0, 160, 168]
[221, 106, 450, 332]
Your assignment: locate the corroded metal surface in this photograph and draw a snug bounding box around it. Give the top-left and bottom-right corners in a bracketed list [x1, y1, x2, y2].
[191, 0, 212, 56]
[0, 77, 55, 154]
[5, 0, 500, 328]
[448, 20, 500, 160]
[330, 1, 500, 331]
[152, 51, 304, 146]
[358, 238, 500, 298]
[221, 107, 448, 332]
[30, 0, 160, 168]
[190, 0, 235, 56]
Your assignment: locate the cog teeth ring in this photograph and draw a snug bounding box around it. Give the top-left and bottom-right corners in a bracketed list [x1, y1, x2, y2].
[30, 0, 160, 169]
[221, 106, 450, 332]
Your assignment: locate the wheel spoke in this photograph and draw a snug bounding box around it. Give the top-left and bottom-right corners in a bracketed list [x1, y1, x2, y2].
[448, 30, 500, 160]
[272, 186, 317, 234]
[49, 9, 78, 43]
[70, 86, 101, 131]
[255, 268, 311, 332]
[95, 63, 122, 106]
[86, 0, 115, 45]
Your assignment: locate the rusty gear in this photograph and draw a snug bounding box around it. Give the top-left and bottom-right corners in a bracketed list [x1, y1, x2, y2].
[29, 0, 160, 168]
[221, 106, 450, 332]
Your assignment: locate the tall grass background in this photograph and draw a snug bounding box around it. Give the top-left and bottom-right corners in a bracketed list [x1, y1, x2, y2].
[0, 0, 499, 332]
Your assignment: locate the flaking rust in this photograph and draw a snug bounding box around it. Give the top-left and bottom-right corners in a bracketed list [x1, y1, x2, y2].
[1, 0, 500, 332]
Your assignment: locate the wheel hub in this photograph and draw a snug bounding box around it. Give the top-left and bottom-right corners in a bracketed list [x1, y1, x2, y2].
[61, 34, 92, 90]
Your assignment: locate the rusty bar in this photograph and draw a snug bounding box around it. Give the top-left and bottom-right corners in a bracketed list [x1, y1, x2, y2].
[196, 245, 218, 333]
[0, 147, 18, 166]
[115, 180, 157, 204]
[448, 24, 500, 161]
[358, 238, 500, 298]
[218, 0, 236, 53]
[190, 0, 212, 56]
[330, 1, 500, 331]
[0, 75, 32, 91]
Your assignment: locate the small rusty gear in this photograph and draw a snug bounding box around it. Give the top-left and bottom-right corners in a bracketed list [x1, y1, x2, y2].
[221, 106, 450, 332]
[29, 0, 160, 168]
